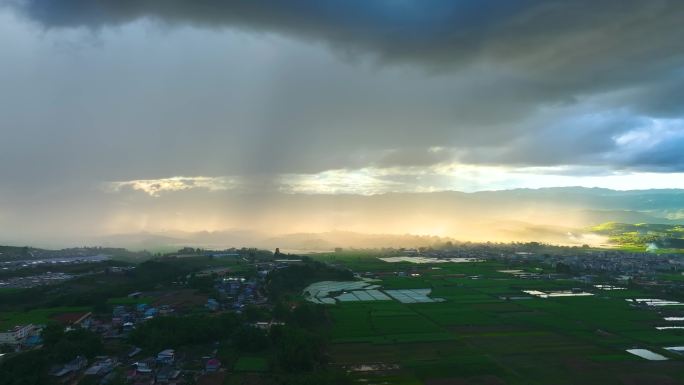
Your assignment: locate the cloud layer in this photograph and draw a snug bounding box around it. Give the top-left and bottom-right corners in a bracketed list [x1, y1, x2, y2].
[1, 1, 684, 242]
[3, 1, 683, 175]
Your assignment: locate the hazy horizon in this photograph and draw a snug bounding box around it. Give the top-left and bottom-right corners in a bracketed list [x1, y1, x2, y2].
[2, 186, 683, 250]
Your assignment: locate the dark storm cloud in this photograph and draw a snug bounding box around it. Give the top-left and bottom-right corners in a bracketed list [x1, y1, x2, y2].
[9, 1, 530, 47]
[1, 0, 684, 181]
[10, 1, 684, 137]
[372, 148, 456, 168]
[11, 1, 684, 84]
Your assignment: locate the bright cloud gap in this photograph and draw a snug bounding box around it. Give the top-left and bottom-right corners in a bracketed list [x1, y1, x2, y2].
[106, 176, 237, 197]
[106, 166, 684, 197]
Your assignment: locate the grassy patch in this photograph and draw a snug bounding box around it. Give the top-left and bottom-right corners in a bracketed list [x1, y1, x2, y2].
[0, 306, 91, 329]
[233, 356, 269, 372]
[107, 296, 155, 305]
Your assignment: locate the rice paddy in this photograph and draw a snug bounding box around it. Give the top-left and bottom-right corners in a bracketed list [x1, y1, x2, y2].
[594, 284, 626, 290]
[379, 256, 484, 264]
[384, 289, 444, 303]
[626, 298, 684, 306]
[303, 280, 380, 304]
[303, 280, 443, 304]
[308, 251, 684, 384]
[336, 289, 391, 302]
[523, 289, 594, 298]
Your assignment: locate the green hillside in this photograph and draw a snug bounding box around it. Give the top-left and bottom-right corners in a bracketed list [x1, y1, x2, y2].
[590, 222, 684, 251]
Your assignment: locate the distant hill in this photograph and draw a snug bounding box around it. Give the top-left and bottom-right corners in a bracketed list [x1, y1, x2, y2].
[94, 230, 453, 251]
[263, 231, 453, 250]
[579, 210, 681, 225]
[93, 230, 265, 251]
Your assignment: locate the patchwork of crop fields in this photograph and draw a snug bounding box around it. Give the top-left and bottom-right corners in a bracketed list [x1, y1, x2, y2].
[310, 252, 684, 385]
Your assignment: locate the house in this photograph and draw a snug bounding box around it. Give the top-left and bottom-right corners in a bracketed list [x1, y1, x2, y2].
[128, 347, 142, 358]
[156, 366, 181, 383]
[50, 355, 88, 377]
[100, 371, 118, 385]
[159, 305, 174, 316]
[133, 376, 155, 385]
[0, 324, 36, 345]
[207, 253, 240, 258]
[205, 358, 221, 372]
[253, 321, 285, 331]
[65, 355, 88, 372]
[135, 361, 153, 374]
[113, 306, 127, 317]
[131, 369, 154, 385]
[156, 349, 175, 364]
[53, 312, 93, 330]
[206, 299, 219, 311]
[144, 308, 158, 319]
[84, 357, 116, 376]
[126, 369, 138, 382]
[24, 334, 42, 347]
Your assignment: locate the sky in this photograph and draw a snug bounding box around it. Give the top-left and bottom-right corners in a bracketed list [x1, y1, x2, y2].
[1, 1, 684, 244]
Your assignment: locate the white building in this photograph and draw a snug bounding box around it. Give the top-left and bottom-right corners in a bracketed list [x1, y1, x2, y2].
[0, 324, 36, 345]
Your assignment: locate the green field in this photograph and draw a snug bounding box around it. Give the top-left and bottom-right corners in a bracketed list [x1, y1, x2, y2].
[309, 253, 684, 385]
[0, 287, 25, 294]
[233, 356, 269, 372]
[0, 306, 91, 329]
[106, 296, 155, 305]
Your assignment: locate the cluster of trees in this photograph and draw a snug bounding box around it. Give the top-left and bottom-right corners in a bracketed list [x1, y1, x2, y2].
[127, 306, 328, 370]
[266, 257, 354, 299]
[129, 313, 241, 350]
[128, 298, 347, 384]
[41, 326, 103, 363]
[555, 262, 572, 274]
[272, 301, 328, 329]
[270, 325, 325, 372]
[186, 274, 216, 294]
[271, 307, 349, 384]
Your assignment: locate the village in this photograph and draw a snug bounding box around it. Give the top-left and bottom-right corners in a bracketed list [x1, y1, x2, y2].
[0, 248, 291, 385]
